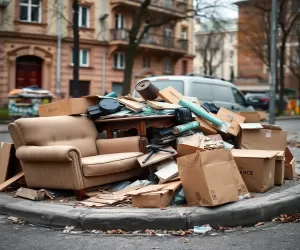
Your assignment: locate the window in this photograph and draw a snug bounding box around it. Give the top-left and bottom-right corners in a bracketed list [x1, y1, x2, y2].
[230, 33, 235, 43]
[164, 24, 173, 47]
[211, 85, 234, 103]
[71, 49, 90, 67]
[78, 6, 90, 28]
[181, 27, 187, 40]
[114, 52, 125, 69]
[232, 88, 247, 106]
[190, 82, 213, 101]
[115, 13, 124, 29]
[164, 58, 173, 74]
[142, 55, 150, 68]
[229, 51, 234, 59]
[294, 49, 300, 65]
[20, 0, 41, 23]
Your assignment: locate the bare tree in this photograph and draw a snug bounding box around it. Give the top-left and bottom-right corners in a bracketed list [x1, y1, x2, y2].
[196, 20, 226, 76]
[238, 0, 300, 114]
[121, 0, 225, 95]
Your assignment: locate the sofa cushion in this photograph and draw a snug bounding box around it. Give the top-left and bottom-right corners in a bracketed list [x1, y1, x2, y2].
[14, 116, 98, 157]
[82, 152, 143, 177]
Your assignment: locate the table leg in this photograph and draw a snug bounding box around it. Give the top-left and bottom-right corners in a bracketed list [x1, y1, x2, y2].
[106, 126, 113, 139]
[140, 136, 148, 154]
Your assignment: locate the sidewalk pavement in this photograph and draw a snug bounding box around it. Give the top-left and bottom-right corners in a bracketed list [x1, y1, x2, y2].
[0, 124, 8, 133]
[1, 183, 300, 230]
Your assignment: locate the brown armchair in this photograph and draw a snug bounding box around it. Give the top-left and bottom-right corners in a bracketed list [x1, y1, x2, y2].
[8, 115, 145, 200]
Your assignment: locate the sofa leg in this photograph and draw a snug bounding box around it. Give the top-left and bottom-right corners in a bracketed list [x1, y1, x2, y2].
[74, 189, 86, 201]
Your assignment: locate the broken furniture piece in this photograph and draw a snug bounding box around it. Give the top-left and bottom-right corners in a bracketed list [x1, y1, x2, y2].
[8, 116, 146, 201]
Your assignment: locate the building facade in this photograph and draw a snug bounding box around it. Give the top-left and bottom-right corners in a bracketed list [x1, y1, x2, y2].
[193, 18, 238, 82]
[0, 0, 194, 104]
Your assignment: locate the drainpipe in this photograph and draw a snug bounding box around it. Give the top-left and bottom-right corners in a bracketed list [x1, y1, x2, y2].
[56, 0, 62, 97]
[102, 52, 107, 95]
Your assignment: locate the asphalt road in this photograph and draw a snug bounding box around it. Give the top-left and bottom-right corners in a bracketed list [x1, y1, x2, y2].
[0, 215, 299, 250]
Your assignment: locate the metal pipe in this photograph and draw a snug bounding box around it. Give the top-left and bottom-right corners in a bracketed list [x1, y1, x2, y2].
[56, 0, 62, 97]
[102, 52, 107, 95]
[269, 0, 278, 124]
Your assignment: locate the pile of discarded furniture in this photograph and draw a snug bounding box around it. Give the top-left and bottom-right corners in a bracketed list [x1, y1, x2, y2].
[0, 80, 296, 208]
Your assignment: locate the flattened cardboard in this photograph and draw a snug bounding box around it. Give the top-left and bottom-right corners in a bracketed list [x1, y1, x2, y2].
[147, 101, 181, 110]
[284, 147, 296, 180]
[154, 159, 178, 183]
[117, 98, 146, 111]
[216, 107, 245, 136]
[238, 112, 261, 123]
[38, 98, 96, 117]
[239, 123, 264, 129]
[178, 150, 239, 206]
[130, 181, 181, 208]
[0, 172, 24, 192]
[137, 146, 177, 167]
[231, 149, 276, 193]
[157, 86, 183, 104]
[15, 187, 45, 201]
[238, 124, 287, 151]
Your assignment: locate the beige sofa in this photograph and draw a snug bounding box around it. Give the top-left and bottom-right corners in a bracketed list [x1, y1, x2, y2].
[8, 115, 145, 200]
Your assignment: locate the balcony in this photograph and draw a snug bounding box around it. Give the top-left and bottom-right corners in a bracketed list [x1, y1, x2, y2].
[110, 29, 188, 54]
[110, 0, 189, 18]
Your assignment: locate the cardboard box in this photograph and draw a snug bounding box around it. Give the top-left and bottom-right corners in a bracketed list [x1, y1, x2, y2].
[195, 117, 218, 135]
[216, 107, 245, 136]
[257, 110, 268, 121]
[238, 124, 287, 151]
[130, 181, 181, 208]
[238, 112, 261, 123]
[177, 144, 205, 157]
[274, 151, 285, 185]
[284, 147, 296, 180]
[0, 142, 21, 184]
[232, 149, 277, 193]
[178, 149, 239, 206]
[38, 96, 99, 117]
[157, 86, 183, 104]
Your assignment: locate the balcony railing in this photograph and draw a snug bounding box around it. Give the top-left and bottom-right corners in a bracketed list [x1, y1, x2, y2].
[110, 29, 188, 52]
[132, 0, 188, 13]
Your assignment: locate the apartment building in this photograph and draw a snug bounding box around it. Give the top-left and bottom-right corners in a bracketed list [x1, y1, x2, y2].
[0, 0, 194, 104]
[236, 0, 299, 98]
[193, 18, 238, 81]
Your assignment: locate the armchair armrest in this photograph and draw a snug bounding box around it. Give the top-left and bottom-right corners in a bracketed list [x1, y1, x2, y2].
[96, 136, 142, 155]
[16, 145, 81, 162]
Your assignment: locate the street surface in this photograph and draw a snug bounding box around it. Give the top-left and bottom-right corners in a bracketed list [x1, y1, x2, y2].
[0, 215, 299, 250]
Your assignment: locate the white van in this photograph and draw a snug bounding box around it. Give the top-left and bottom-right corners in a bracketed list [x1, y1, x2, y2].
[132, 75, 255, 112]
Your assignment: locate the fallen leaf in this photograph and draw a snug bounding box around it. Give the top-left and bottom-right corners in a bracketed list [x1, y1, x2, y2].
[255, 222, 264, 227]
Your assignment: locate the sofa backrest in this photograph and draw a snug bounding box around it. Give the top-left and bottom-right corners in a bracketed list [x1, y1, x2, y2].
[9, 115, 98, 157]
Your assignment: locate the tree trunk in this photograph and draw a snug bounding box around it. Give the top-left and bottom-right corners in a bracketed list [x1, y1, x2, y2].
[122, 43, 138, 96]
[72, 0, 80, 95]
[278, 42, 286, 115]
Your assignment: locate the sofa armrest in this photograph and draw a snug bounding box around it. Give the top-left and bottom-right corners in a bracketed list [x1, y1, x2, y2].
[96, 136, 142, 155]
[16, 145, 81, 162]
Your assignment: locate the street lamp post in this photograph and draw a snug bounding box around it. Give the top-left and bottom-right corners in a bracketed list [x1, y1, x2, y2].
[269, 0, 278, 124]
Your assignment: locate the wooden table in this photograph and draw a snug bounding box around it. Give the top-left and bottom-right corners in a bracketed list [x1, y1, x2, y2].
[95, 115, 177, 153]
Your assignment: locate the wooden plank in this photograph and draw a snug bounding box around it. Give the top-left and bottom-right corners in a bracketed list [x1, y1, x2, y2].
[0, 172, 24, 192]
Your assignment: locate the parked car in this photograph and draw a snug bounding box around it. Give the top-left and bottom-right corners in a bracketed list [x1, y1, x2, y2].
[244, 92, 288, 114]
[132, 75, 255, 112]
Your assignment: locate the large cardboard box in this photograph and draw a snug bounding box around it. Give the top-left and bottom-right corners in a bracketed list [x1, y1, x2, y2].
[177, 144, 204, 157]
[237, 124, 287, 151]
[232, 149, 277, 193]
[178, 149, 239, 206]
[38, 96, 100, 117]
[238, 112, 261, 123]
[216, 107, 245, 136]
[130, 181, 181, 208]
[284, 147, 296, 180]
[195, 117, 218, 135]
[274, 151, 285, 185]
[0, 143, 21, 184]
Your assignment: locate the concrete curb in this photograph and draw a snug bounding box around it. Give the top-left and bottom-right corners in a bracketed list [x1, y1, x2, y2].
[1, 184, 300, 230]
[276, 116, 300, 120]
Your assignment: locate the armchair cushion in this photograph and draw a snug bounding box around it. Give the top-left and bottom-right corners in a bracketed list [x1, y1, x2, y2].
[96, 136, 141, 155]
[82, 152, 143, 177]
[16, 145, 81, 162]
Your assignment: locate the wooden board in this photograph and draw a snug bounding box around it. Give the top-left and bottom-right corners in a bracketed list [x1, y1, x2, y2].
[0, 172, 24, 192]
